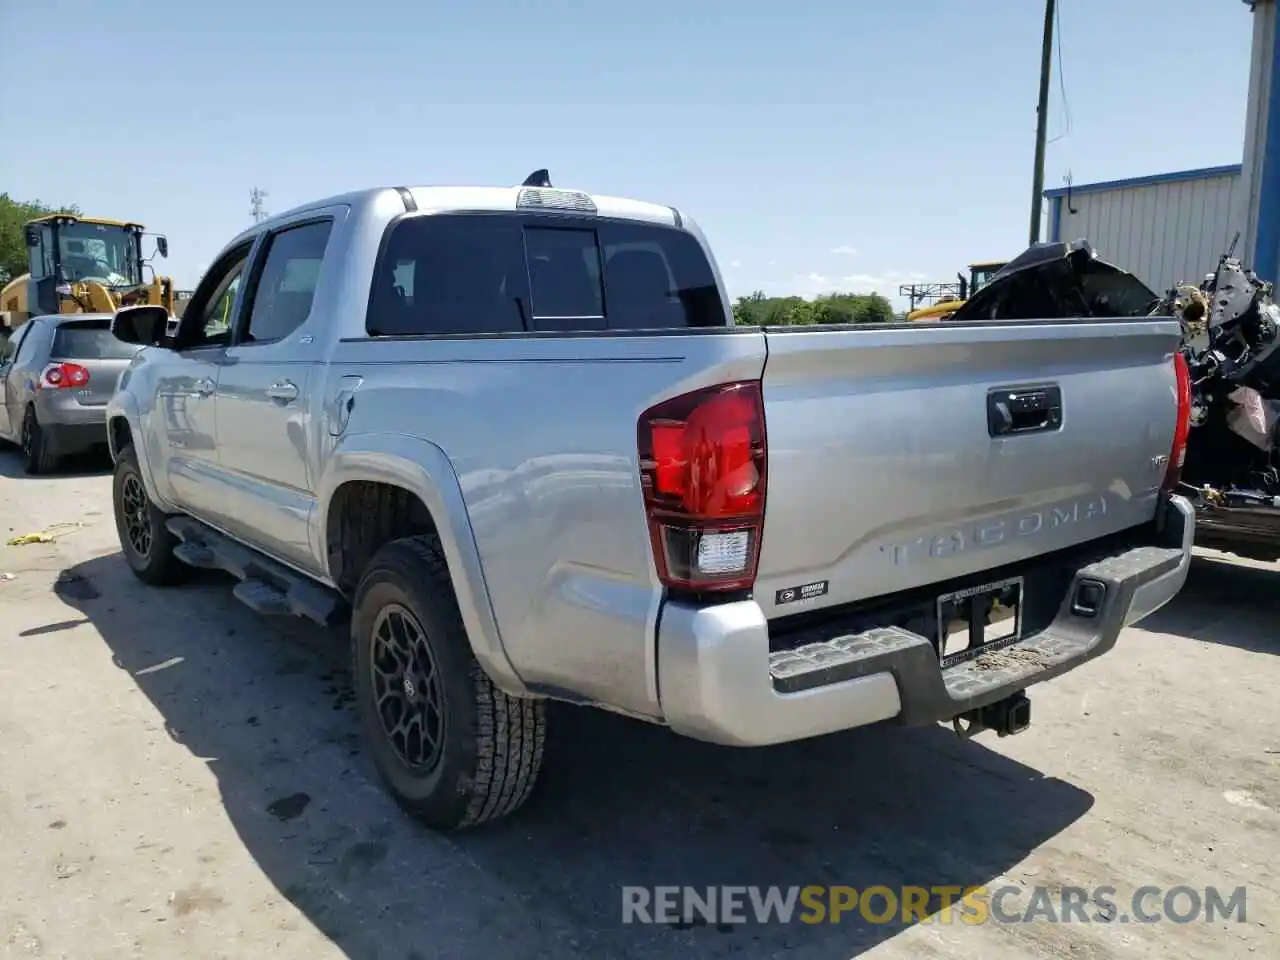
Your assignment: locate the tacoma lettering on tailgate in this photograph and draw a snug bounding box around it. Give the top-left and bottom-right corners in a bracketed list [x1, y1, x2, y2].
[886, 494, 1108, 566]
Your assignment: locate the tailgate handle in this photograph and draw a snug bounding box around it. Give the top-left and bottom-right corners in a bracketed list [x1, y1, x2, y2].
[988, 385, 1062, 437]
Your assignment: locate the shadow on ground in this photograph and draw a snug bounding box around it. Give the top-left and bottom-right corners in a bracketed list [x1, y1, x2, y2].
[0, 445, 112, 480]
[53, 551, 1095, 960]
[1140, 554, 1280, 655]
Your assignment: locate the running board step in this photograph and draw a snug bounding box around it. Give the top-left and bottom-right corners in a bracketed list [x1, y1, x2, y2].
[233, 580, 292, 617]
[165, 517, 348, 627]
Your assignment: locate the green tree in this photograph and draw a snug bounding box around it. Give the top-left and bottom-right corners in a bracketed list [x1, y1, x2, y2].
[0, 194, 81, 286]
[732, 288, 897, 326]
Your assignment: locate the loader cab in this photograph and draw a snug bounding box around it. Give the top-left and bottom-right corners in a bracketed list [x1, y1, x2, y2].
[968, 261, 1007, 296]
[23, 216, 154, 314]
[23, 222, 59, 316]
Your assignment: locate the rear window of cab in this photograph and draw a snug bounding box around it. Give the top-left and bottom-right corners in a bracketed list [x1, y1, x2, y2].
[365, 214, 727, 336]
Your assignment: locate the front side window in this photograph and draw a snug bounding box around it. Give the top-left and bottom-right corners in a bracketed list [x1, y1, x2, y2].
[13, 322, 44, 365]
[1, 327, 24, 364]
[241, 221, 333, 343]
[177, 245, 253, 350]
[57, 223, 141, 286]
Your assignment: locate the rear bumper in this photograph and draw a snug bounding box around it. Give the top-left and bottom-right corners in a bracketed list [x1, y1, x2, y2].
[36, 393, 109, 427]
[656, 495, 1194, 746]
[34, 394, 109, 452]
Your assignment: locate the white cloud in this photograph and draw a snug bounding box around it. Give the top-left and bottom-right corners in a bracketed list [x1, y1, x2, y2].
[840, 269, 929, 294]
[843, 273, 884, 287]
[830, 245, 859, 256]
[729, 260, 741, 269]
[807, 272, 827, 284]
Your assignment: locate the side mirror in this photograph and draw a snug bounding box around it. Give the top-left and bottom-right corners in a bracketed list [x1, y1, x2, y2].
[156, 236, 169, 258]
[112, 304, 170, 347]
[24, 225, 40, 247]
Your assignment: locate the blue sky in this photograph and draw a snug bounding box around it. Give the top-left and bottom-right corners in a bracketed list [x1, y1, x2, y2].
[0, 0, 1255, 307]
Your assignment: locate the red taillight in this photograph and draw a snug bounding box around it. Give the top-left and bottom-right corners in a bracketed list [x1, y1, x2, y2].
[40, 362, 90, 390]
[1162, 351, 1192, 495]
[637, 381, 767, 592]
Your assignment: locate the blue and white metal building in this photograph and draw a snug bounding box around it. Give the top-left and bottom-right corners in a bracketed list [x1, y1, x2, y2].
[1044, 0, 1280, 294]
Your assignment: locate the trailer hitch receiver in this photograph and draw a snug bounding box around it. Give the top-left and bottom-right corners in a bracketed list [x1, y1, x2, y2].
[953, 691, 1032, 739]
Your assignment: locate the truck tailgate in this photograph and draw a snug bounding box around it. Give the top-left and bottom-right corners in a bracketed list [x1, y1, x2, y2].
[755, 318, 1182, 616]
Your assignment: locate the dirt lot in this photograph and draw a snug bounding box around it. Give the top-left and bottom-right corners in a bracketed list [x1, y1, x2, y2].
[0, 449, 1276, 960]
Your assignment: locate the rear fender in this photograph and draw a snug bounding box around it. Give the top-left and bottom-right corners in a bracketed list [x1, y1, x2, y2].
[314, 432, 528, 697]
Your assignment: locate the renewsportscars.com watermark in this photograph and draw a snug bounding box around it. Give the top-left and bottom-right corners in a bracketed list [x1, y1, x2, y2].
[621, 884, 1248, 926]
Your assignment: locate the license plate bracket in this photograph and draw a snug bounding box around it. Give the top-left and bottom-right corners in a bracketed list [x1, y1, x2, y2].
[936, 576, 1024, 668]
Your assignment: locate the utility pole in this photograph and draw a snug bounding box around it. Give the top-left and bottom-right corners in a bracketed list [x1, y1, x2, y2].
[249, 187, 269, 224]
[1028, 0, 1056, 245]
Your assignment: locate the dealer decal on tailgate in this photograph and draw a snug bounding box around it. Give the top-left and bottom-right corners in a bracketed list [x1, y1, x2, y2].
[775, 580, 830, 606]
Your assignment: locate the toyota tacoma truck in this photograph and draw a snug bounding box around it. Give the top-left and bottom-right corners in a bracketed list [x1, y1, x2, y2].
[106, 173, 1195, 832]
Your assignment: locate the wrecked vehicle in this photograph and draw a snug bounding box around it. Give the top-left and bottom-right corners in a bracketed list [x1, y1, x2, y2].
[1162, 255, 1280, 561]
[951, 239, 1280, 564]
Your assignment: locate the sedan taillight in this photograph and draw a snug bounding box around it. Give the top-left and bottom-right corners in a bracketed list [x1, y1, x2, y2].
[40, 362, 91, 390]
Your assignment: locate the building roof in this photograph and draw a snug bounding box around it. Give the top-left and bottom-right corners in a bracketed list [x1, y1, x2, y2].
[1043, 163, 1242, 199]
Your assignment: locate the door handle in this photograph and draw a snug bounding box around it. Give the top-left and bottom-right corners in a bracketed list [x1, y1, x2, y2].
[987, 385, 1063, 437]
[194, 377, 215, 397]
[267, 380, 299, 402]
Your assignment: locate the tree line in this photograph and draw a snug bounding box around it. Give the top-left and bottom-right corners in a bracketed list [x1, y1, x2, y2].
[732, 290, 899, 325]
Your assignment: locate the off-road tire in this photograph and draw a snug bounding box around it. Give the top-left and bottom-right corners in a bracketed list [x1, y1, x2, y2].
[112, 444, 190, 586]
[21, 406, 57, 475]
[351, 535, 546, 831]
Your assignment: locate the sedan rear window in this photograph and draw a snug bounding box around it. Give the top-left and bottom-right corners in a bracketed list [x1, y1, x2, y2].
[51, 320, 140, 360]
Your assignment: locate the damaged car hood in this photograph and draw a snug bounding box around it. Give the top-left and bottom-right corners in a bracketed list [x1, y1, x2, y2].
[949, 240, 1160, 323]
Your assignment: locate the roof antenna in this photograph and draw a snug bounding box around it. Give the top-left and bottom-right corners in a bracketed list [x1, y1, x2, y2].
[521, 168, 552, 188]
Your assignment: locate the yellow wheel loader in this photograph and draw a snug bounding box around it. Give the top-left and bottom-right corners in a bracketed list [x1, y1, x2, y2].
[0, 214, 173, 335]
[907, 259, 1008, 321]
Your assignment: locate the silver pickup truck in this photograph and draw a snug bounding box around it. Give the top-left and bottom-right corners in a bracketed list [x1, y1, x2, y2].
[106, 175, 1195, 831]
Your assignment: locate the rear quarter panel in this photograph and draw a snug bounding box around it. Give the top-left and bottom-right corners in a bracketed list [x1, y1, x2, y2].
[324, 330, 766, 719]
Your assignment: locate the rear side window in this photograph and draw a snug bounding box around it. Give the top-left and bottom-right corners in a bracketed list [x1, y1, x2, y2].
[365, 214, 727, 337]
[51, 319, 139, 360]
[242, 220, 334, 343]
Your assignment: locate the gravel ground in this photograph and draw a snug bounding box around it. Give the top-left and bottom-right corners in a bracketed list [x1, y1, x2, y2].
[0, 449, 1276, 960]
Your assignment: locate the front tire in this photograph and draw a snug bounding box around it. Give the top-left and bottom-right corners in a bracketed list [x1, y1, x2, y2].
[21, 406, 56, 475]
[351, 535, 546, 831]
[112, 444, 190, 586]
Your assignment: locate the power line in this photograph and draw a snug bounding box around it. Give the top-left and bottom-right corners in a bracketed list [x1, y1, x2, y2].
[1048, 0, 1073, 145]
